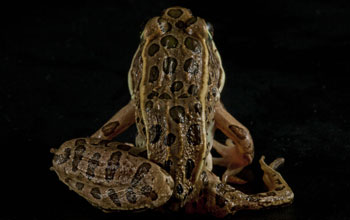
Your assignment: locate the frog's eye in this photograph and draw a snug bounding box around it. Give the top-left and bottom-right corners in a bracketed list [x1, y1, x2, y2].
[206, 22, 214, 39]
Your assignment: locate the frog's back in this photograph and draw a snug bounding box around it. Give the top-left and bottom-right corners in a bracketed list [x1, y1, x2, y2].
[128, 7, 224, 204]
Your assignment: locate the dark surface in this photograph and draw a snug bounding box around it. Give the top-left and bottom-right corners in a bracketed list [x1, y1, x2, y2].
[1, 1, 350, 219]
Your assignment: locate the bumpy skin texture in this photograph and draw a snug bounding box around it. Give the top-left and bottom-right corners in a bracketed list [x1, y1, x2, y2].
[51, 6, 294, 217]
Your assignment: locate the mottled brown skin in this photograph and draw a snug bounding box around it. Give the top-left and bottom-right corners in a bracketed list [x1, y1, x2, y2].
[134, 7, 221, 206]
[51, 6, 294, 217]
[51, 138, 174, 211]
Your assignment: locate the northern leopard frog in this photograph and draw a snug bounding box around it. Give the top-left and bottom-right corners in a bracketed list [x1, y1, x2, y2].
[51, 7, 293, 217]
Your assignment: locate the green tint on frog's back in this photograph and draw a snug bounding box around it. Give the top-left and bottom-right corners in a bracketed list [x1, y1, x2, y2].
[128, 7, 225, 204]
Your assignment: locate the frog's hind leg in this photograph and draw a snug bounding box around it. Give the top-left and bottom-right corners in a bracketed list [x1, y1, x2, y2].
[51, 138, 174, 212]
[213, 102, 254, 184]
[186, 156, 293, 217]
[239, 156, 294, 209]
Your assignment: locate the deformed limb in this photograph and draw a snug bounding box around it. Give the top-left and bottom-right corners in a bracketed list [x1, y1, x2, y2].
[234, 156, 294, 211]
[186, 156, 294, 217]
[213, 102, 254, 183]
[91, 101, 135, 140]
[212, 139, 247, 184]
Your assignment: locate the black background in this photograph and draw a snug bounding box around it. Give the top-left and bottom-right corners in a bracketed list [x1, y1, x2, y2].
[1, 0, 350, 219]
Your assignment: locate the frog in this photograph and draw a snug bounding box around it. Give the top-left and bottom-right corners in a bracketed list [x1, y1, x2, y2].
[50, 6, 294, 217]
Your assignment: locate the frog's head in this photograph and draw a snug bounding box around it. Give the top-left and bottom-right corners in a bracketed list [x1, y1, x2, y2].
[138, 6, 225, 91]
[141, 7, 211, 46]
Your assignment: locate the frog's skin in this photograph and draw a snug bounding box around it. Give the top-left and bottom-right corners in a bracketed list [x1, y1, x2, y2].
[51, 7, 294, 217]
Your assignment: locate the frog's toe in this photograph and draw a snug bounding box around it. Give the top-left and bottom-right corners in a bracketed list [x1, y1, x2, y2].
[222, 168, 247, 184]
[259, 156, 291, 192]
[268, 157, 285, 170]
[212, 139, 252, 184]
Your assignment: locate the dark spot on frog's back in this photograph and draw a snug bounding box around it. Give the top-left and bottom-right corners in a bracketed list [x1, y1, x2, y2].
[145, 100, 153, 112]
[185, 37, 201, 53]
[147, 91, 159, 99]
[167, 8, 183, 18]
[188, 84, 198, 96]
[149, 125, 162, 144]
[161, 35, 178, 48]
[105, 151, 122, 181]
[53, 148, 71, 165]
[148, 43, 160, 56]
[141, 185, 158, 201]
[164, 133, 176, 146]
[131, 162, 152, 187]
[194, 103, 202, 114]
[158, 18, 172, 33]
[86, 153, 101, 180]
[102, 121, 120, 136]
[184, 58, 199, 75]
[72, 145, 86, 172]
[164, 160, 173, 172]
[108, 189, 121, 207]
[185, 159, 195, 179]
[175, 20, 185, 29]
[170, 81, 183, 93]
[149, 66, 159, 82]
[159, 93, 172, 99]
[76, 182, 84, 190]
[169, 106, 185, 123]
[187, 124, 201, 146]
[163, 57, 177, 74]
[126, 187, 137, 204]
[186, 17, 197, 26]
[90, 187, 101, 200]
[176, 184, 184, 195]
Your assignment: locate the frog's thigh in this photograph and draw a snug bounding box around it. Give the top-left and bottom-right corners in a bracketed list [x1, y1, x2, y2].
[91, 101, 135, 140]
[51, 138, 174, 211]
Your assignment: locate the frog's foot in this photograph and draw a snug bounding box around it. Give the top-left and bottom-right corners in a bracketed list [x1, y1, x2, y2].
[186, 157, 294, 217]
[234, 156, 294, 211]
[212, 139, 252, 184]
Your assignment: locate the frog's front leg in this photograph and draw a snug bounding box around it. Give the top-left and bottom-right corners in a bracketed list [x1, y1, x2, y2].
[186, 157, 294, 217]
[91, 100, 135, 140]
[51, 138, 174, 211]
[213, 101, 254, 183]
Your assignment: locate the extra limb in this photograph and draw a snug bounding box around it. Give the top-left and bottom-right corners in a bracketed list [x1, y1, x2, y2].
[186, 156, 294, 217]
[91, 101, 135, 140]
[213, 102, 254, 183]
